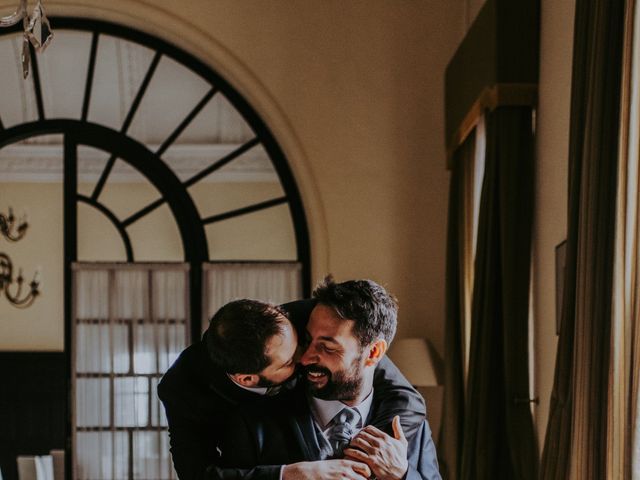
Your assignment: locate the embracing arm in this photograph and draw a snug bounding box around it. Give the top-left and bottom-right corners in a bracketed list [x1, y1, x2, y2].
[345, 418, 441, 480]
[404, 421, 441, 480]
[371, 356, 426, 441]
[216, 407, 370, 480]
[159, 384, 282, 480]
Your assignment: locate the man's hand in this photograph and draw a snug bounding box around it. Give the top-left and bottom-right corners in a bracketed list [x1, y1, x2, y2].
[282, 459, 371, 480]
[344, 415, 408, 480]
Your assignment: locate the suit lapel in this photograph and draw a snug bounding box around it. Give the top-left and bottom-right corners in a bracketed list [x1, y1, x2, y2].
[288, 389, 322, 461]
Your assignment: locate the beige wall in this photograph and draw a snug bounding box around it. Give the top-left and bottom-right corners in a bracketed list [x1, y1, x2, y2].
[533, 0, 575, 450]
[464, 0, 487, 28]
[0, 181, 295, 350]
[0, 1, 465, 354]
[0, 184, 64, 350]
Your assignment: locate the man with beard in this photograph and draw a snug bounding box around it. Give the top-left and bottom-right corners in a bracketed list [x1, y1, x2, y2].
[158, 295, 427, 480]
[217, 278, 441, 480]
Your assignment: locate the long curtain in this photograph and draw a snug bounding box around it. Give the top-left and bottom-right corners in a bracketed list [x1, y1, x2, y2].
[460, 106, 537, 480]
[440, 131, 476, 480]
[626, 3, 640, 474]
[202, 262, 302, 331]
[611, 0, 640, 476]
[539, 0, 626, 478]
[73, 265, 189, 480]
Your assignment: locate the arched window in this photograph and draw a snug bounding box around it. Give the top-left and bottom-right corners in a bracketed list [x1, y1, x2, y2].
[0, 18, 310, 479]
[0, 17, 310, 334]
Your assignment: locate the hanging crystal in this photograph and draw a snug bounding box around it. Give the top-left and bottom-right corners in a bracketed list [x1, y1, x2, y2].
[0, 0, 53, 78]
[21, 16, 30, 79]
[25, 0, 53, 51]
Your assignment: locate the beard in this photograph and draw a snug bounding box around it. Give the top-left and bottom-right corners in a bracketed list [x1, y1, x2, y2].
[255, 374, 279, 388]
[303, 356, 364, 402]
[256, 364, 300, 389]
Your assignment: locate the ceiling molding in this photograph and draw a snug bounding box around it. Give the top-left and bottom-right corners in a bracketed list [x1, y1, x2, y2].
[0, 143, 278, 183]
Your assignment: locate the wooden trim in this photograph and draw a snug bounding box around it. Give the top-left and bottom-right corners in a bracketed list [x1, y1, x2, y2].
[201, 261, 302, 270]
[72, 262, 190, 271]
[447, 83, 538, 167]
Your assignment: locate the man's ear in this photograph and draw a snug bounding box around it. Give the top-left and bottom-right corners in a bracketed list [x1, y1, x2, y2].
[364, 339, 388, 367]
[229, 373, 261, 387]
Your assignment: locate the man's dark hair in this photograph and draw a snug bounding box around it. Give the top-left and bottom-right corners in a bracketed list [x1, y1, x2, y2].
[206, 299, 289, 374]
[312, 276, 398, 348]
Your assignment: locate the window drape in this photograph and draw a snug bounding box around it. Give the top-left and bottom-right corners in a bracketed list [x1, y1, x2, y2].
[539, 0, 626, 478]
[460, 106, 538, 480]
[202, 262, 302, 331]
[440, 131, 476, 480]
[610, 0, 640, 476]
[73, 265, 189, 480]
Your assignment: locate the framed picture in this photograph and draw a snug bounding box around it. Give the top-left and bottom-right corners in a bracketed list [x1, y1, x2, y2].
[555, 240, 567, 335]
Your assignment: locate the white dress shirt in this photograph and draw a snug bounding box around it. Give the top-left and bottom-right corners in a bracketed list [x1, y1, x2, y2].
[277, 390, 374, 480]
[227, 374, 269, 395]
[308, 389, 374, 438]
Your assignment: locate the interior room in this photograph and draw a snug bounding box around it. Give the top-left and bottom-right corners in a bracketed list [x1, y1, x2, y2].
[0, 0, 637, 479]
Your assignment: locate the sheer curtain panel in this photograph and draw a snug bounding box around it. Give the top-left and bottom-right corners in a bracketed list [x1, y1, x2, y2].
[540, 0, 626, 478]
[73, 264, 189, 480]
[440, 130, 476, 480]
[202, 262, 302, 331]
[611, 0, 640, 476]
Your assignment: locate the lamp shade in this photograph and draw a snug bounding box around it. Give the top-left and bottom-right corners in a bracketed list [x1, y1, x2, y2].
[387, 338, 440, 387]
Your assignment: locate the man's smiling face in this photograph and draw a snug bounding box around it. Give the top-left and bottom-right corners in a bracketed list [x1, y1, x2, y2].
[299, 304, 367, 401]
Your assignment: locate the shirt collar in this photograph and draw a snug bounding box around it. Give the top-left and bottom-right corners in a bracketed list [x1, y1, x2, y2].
[227, 374, 268, 396]
[308, 389, 374, 430]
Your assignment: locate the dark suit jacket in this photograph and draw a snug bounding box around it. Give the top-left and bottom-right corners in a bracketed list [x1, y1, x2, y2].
[158, 299, 427, 480]
[217, 385, 441, 480]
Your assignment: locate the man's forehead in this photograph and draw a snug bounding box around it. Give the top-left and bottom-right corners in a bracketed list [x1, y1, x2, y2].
[308, 304, 355, 337]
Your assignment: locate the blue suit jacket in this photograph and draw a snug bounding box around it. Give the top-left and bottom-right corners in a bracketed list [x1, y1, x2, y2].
[159, 300, 429, 480]
[215, 382, 442, 480]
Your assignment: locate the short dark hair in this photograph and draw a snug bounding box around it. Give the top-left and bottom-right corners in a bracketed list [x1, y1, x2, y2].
[312, 276, 398, 348]
[206, 299, 289, 374]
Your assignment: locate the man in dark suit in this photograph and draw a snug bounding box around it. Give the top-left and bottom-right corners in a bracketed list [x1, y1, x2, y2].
[218, 278, 442, 480]
[158, 294, 427, 480]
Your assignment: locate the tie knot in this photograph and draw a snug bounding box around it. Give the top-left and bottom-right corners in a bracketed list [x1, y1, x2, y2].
[333, 407, 359, 428]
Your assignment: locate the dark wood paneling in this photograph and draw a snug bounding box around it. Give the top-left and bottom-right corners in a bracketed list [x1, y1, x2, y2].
[0, 352, 66, 480]
[445, 0, 540, 147]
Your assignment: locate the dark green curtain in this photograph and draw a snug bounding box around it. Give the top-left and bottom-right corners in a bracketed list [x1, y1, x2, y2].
[460, 106, 538, 480]
[440, 131, 475, 480]
[539, 0, 625, 477]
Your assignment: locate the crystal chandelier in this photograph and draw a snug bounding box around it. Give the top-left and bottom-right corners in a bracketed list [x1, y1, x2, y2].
[0, 208, 40, 308]
[0, 0, 53, 78]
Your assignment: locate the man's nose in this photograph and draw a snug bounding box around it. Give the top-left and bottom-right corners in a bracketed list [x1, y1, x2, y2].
[299, 345, 317, 366]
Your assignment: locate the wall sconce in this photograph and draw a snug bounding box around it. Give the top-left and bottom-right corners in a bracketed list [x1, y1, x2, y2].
[0, 0, 53, 78]
[0, 208, 40, 308]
